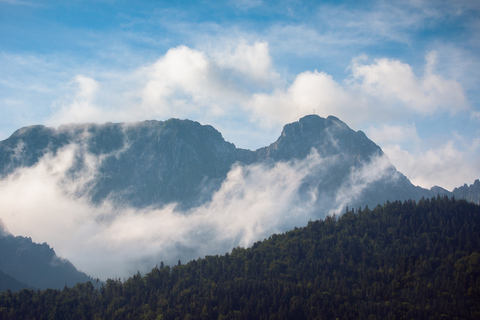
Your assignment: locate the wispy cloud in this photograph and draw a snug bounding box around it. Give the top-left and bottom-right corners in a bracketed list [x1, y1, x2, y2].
[0, 139, 396, 279]
[347, 52, 468, 115]
[0, 0, 40, 7]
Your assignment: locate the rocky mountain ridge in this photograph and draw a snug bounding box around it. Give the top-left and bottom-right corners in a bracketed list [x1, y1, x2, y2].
[0, 222, 93, 291]
[0, 115, 446, 211]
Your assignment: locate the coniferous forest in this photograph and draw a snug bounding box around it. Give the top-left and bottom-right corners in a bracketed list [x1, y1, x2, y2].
[0, 196, 479, 319]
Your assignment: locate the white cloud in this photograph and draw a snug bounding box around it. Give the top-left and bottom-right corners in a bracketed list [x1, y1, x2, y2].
[0, 141, 397, 279]
[348, 52, 469, 115]
[248, 70, 355, 129]
[0, 145, 322, 279]
[75, 75, 99, 100]
[51, 75, 107, 124]
[47, 41, 281, 131]
[331, 154, 397, 214]
[381, 139, 480, 190]
[139, 45, 243, 117]
[208, 40, 280, 87]
[367, 123, 420, 145]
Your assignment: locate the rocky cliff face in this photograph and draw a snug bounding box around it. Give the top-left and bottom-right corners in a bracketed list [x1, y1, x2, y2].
[256, 115, 433, 209]
[452, 179, 480, 204]
[0, 115, 454, 212]
[257, 115, 381, 161]
[0, 119, 251, 209]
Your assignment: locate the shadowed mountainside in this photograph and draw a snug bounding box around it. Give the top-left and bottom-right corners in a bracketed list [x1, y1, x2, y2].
[0, 225, 94, 290]
[0, 115, 442, 211]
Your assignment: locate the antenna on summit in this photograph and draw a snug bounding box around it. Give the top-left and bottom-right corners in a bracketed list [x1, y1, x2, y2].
[313, 109, 316, 115]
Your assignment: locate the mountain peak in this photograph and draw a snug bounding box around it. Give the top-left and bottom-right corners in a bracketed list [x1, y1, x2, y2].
[257, 114, 382, 162]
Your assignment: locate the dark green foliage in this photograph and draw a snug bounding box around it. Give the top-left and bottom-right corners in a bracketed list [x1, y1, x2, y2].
[1, 196, 479, 319]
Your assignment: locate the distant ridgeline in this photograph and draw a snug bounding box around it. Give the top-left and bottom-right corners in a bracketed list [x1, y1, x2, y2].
[452, 179, 480, 205]
[1, 196, 479, 319]
[1, 115, 476, 212]
[0, 226, 94, 292]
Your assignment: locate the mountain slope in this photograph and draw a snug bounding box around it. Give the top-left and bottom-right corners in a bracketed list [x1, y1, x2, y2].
[0, 231, 94, 290]
[0, 270, 34, 293]
[0, 115, 437, 211]
[0, 119, 253, 209]
[453, 179, 480, 204]
[257, 115, 433, 209]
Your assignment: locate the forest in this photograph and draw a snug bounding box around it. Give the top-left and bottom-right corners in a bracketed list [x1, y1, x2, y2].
[0, 196, 479, 319]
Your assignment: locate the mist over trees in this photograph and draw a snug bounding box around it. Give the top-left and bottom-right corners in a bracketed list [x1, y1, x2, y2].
[1, 196, 479, 319]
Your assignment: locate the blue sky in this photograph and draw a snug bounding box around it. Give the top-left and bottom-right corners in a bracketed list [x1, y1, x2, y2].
[1, 0, 479, 190]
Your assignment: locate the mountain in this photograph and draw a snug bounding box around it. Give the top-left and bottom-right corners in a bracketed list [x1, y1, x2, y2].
[0, 120, 251, 209]
[257, 115, 433, 209]
[0, 114, 478, 289]
[1, 197, 479, 319]
[0, 115, 439, 212]
[0, 270, 34, 293]
[0, 228, 94, 290]
[452, 179, 480, 204]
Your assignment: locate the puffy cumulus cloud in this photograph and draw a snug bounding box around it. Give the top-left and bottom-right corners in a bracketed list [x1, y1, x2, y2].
[139, 45, 245, 118]
[381, 140, 480, 190]
[207, 40, 281, 87]
[46, 44, 470, 148]
[248, 70, 356, 129]
[39, 43, 475, 192]
[364, 120, 480, 190]
[348, 52, 468, 115]
[244, 51, 471, 133]
[0, 140, 396, 279]
[47, 41, 281, 133]
[75, 75, 99, 100]
[51, 75, 107, 124]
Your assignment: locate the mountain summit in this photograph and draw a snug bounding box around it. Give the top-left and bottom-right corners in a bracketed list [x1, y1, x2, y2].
[0, 115, 437, 211]
[0, 115, 475, 280]
[258, 115, 382, 161]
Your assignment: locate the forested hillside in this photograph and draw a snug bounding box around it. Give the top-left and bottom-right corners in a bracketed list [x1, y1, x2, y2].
[1, 196, 479, 319]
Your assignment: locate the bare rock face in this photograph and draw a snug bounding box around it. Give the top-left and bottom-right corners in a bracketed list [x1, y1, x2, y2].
[256, 115, 433, 209]
[0, 119, 251, 209]
[0, 115, 459, 212]
[452, 179, 480, 205]
[257, 115, 381, 161]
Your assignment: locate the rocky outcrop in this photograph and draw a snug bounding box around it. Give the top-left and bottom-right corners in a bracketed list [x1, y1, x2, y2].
[0, 115, 467, 211]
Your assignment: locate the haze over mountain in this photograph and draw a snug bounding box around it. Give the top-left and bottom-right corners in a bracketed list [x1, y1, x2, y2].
[0, 115, 476, 279]
[0, 221, 93, 291]
[0, 115, 432, 210]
